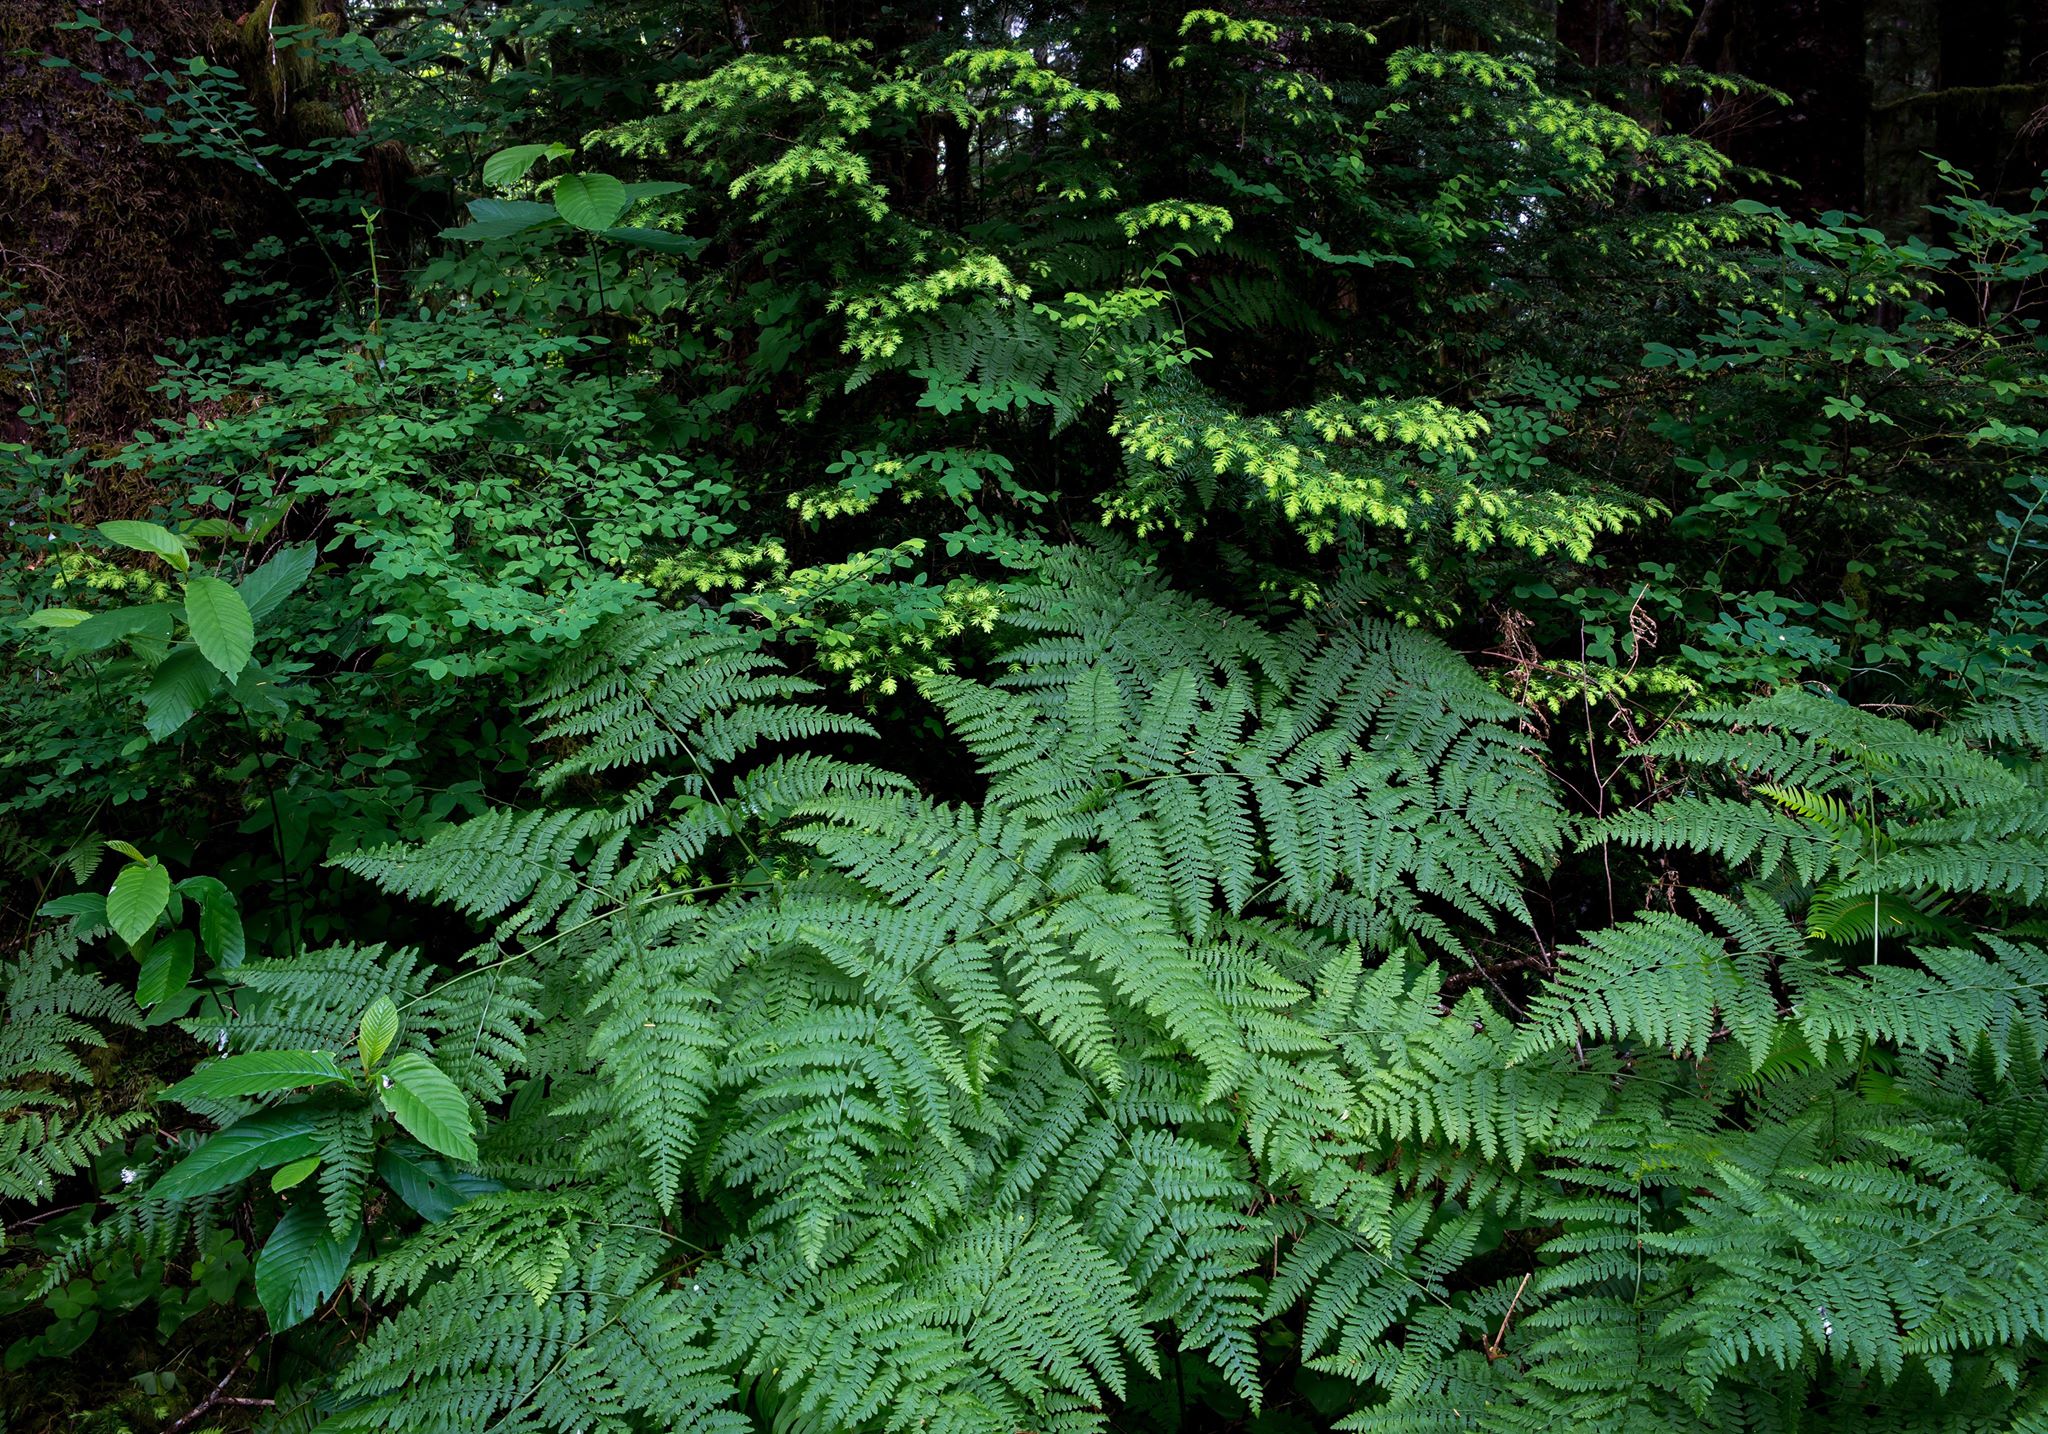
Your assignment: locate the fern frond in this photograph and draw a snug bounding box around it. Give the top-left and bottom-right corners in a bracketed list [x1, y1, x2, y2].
[0, 932, 145, 1202]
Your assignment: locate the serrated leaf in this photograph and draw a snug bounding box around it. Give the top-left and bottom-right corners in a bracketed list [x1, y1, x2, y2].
[378, 1052, 477, 1162]
[272, 1156, 321, 1193]
[237, 544, 316, 622]
[40, 893, 107, 925]
[98, 520, 189, 572]
[482, 142, 567, 186]
[107, 860, 171, 945]
[605, 225, 706, 256]
[553, 172, 630, 231]
[162, 1051, 349, 1103]
[254, 1200, 359, 1331]
[375, 1142, 503, 1223]
[183, 576, 254, 679]
[358, 996, 399, 1072]
[55, 603, 177, 659]
[137, 930, 195, 1009]
[141, 646, 223, 741]
[180, 877, 246, 968]
[151, 1108, 324, 1201]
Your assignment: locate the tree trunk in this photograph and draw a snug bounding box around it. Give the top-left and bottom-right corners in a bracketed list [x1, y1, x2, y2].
[1711, 0, 1869, 216]
[1865, 0, 1941, 231]
[0, 0, 408, 445]
[1937, 0, 2025, 202]
[0, 0, 257, 442]
[1556, 0, 1632, 74]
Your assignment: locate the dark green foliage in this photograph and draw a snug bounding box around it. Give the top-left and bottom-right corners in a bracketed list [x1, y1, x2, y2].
[8, 1, 2048, 1430]
[0, 933, 144, 1203]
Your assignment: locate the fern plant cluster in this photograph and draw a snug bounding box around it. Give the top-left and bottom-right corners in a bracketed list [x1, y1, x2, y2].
[15, 553, 2044, 1431]
[9, 1, 2048, 1429]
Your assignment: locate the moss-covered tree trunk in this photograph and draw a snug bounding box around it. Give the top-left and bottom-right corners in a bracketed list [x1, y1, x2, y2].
[0, 0, 259, 444]
[0, 0, 399, 450]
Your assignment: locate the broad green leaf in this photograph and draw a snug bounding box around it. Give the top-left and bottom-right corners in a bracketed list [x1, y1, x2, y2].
[179, 876, 245, 968]
[104, 839, 146, 861]
[141, 646, 223, 741]
[271, 1156, 321, 1193]
[202, 892, 245, 967]
[468, 199, 556, 225]
[21, 607, 89, 629]
[39, 1310, 97, 1357]
[441, 218, 557, 242]
[619, 180, 687, 203]
[378, 1052, 477, 1162]
[605, 225, 706, 256]
[97, 520, 189, 572]
[442, 198, 558, 241]
[183, 576, 255, 679]
[136, 930, 195, 1009]
[151, 1109, 324, 1201]
[243, 499, 293, 542]
[228, 659, 287, 722]
[40, 893, 107, 925]
[162, 1051, 349, 1104]
[237, 544, 316, 622]
[375, 1142, 503, 1223]
[482, 142, 568, 187]
[107, 860, 171, 945]
[55, 603, 177, 659]
[552, 172, 630, 232]
[254, 1200, 359, 1331]
[358, 996, 399, 1072]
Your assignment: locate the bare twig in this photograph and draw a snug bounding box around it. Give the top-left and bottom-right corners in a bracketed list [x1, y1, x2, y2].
[162, 1346, 271, 1434]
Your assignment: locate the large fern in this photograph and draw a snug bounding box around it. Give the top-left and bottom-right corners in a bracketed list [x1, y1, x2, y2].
[279, 552, 1570, 1430]
[0, 931, 145, 1204]
[112, 585, 2048, 1431]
